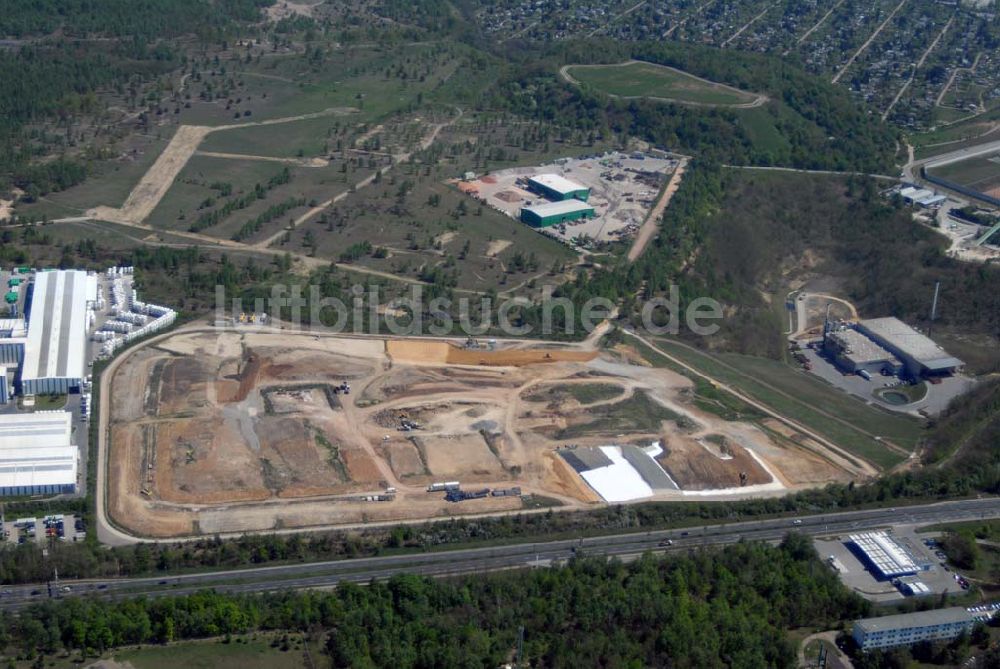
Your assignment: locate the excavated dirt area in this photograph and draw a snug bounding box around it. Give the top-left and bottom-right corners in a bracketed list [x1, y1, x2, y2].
[107, 331, 854, 538]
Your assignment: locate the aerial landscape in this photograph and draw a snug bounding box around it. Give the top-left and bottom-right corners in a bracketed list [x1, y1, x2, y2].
[0, 0, 999, 667]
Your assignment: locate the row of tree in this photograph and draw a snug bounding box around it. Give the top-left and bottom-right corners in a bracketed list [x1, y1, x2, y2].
[1, 538, 867, 667]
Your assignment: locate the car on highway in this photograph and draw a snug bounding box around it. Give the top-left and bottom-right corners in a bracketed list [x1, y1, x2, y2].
[658, 539, 673, 547]
[792, 519, 802, 525]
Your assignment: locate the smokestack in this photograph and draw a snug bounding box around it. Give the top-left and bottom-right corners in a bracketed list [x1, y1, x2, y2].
[928, 281, 940, 337]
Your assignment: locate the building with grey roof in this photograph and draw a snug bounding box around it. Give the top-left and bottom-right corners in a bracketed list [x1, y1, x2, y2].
[853, 607, 975, 650]
[0, 411, 78, 496]
[824, 328, 902, 374]
[20, 270, 96, 395]
[856, 317, 963, 378]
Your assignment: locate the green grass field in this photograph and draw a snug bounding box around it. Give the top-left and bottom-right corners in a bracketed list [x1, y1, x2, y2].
[555, 390, 685, 439]
[200, 113, 350, 158]
[926, 152, 1000, 196]
[648, 338, 923, 469]
[566, 61, 758, 106]
[115, 636, 315, 669]
[16, 131, 175, 220]
[144, 154, 363, 243]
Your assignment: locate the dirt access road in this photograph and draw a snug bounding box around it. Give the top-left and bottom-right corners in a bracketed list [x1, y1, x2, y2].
[627, 157, 688, 261]
[623, 330, 879, 478]
[252, 107, 464, 249]
[96, 318, 856, 544]
[87, 107, 356, 225]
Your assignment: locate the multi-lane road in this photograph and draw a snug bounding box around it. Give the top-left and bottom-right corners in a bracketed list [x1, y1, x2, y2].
[4, 497, 1000, 612]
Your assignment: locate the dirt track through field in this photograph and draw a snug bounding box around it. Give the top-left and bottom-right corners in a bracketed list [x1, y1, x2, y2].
[89, 125, 212, 225]
[196, 151, 329, 167]
[253, 107, 464, 249]
[87, 107, 356, 226]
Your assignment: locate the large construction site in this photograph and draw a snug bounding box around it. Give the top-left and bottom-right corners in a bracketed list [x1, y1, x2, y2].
[105, 328, 857, 539]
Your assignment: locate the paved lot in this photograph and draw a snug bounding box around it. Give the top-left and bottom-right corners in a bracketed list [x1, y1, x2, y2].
[816, 524, 968, 603]
[797, 343, 973, 417]
[3, 514, 85, 545]
[462, 150, 679, 246]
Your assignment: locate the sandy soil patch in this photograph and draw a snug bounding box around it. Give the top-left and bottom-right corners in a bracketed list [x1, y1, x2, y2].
[379, 439, 429, 479]
[266, 0, 321, 20]
[434, 231, 458, 246]
[106, 328, 852, 538]
[656, 433, 771, 490]
[90, 125, 213, 225]
[420, 434, 506, 480]
[485, 239, 512, 257]
[387, 340, 597, 367]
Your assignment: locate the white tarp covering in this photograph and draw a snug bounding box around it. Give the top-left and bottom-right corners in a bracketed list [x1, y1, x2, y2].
[580, 446, 652, 502]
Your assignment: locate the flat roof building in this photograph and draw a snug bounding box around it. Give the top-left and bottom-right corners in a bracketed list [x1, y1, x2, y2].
[849, 531, 921, 579]
[824, 328, 901, 374]
[527, 174, 590, 202]
[520, 199, 595, 227]
[856, 317, 963, 378]
[0, 412, 78, 496]
[20, 270, 95, 395]
[0, 319, 26, 338]
[853, 608, 975, 650]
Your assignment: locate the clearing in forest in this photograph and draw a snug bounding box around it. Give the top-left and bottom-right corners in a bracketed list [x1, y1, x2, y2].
[561, 60, 765, 108]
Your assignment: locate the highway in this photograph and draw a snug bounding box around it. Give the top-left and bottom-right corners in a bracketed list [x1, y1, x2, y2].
[4, 497, 1000, 612]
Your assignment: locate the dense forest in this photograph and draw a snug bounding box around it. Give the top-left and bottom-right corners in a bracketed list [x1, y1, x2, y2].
[0, 0, 273, 191]
[0, 0, 272, 38]
[547, 163, 1000, 358]
[0, 538, 867, 667]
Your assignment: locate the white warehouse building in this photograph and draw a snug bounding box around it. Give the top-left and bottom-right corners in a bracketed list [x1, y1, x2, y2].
[19, 270, 96, 395]
[0, 411, 78, 496]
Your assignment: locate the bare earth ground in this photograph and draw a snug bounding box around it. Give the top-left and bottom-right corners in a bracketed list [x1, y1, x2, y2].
[107, 330, 855, 538]
[627, 157, 688, 261]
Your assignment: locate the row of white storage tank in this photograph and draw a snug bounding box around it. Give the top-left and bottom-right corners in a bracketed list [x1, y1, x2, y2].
[96, 308, 176, 352]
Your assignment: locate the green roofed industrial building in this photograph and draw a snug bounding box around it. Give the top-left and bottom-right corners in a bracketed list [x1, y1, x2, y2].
[520, 200, 595, 227]
[527, 174, 590, 201]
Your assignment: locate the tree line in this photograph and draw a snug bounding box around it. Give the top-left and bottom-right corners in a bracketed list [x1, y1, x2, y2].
[0, 537, 867, 667]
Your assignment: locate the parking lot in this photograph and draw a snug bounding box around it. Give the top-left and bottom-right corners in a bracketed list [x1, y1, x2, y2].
[3, 514, 85, 545]
[459, 150, 679, 246]
[796, 342, 974, 417]
[816, 525, 973, 603]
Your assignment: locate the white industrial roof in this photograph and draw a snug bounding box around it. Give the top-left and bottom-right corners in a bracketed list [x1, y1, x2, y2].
[527, 173, 588, 195]
[858, 317, 963, 370]
[579, 446, 653, 503]
[850, 531, 919, 578]
[22, 270, 94, 384]
[828, 329, 898, 365]
[0, 445, 78, 489]
[0, 319, 26, 336]
[0, 411, 73, 449]
[522, 199, 595, 217]
[902, 188, 934, 202]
